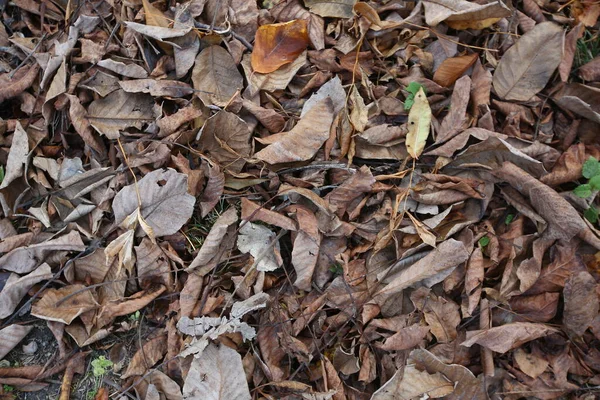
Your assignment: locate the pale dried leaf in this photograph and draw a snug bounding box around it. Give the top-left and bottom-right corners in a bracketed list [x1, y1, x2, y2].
[182, 343, 251, 400]
[0, 122, 28, 189]
[112, 168, 195, 237]
[237, 222, 282, 272]
[192, 46, 244, 107]
[461, 322, 558, 353]
[0, 325, 32, 359]
[31, 284, 98, 324]
[0, 264, 52, 319]
[405, 87, 431, 159]
[493, 22, 565, 101]
[563, 271, 599, 336]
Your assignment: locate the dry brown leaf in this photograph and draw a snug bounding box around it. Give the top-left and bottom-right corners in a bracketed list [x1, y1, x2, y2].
[64, 94, 106, 157]
[372, 363, 453, 399]
[122, 334, 167, 379]
[462, 248, 484, 317]
[237, 221, 283, 272]
[0, 325, 33, 359]
[375, 239, 469, 304]
[436, 75, 471, 143]
[0, 64, 39, 103]
[461, 322, 559, 353]
[136, 239, 173, 290]
[97, 59, 148, 79]
[255, 98, 334, 164]
[304, 0, 356, 18]
[378, 325, 430, 351]
[0, 231, 85, 274]
[31, 284, 98, 325]
[411, 288, 460, 343]
[271, 0, 324, 50]
[197, 111, 252, 173]
[433, 53, 477, 88]
[287, 204, 320, 291]
[87, 89, 157, 139]
[241, 51, 307, 96]
[559, 24, 584, 82]
[192, 46, 244, 107]
[493, 22, 565, 101]
[113, 168, 195, 238]
[97, 284, 166, 327]
[241, 198, 297, 231]
[0, 264, 52, 319]
[579, 57, 600, 81]
[187, 207, 238, 274]
[118, 79, 193, 97]
[182, 342, 251, 400]
[514, 348, 549, 379]
[563, 271, 599, 336]
[494, 162, 600, 248]
[0, 122, 28, 189]
[251, 20, 310, 73]
[199, 161, 225, 217]
[422, 0, 511, 27]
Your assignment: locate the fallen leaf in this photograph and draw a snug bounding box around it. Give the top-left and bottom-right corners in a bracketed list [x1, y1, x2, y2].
[436, 75, 471, 143]
[197, 111, 252, 174]
[493, 22, 565, 101]
[255, 98, 334, 164]
[241, 198, 297, 231]
[433, 53, 477, 88]
[461, 322, 559, 353]
[118, 79, 193, 97]
[192, 46, 244, 107]
[31, 284, 98, 325]
[97, 59, 148, 79]
[237, 222, 283, 272]
[87, 89, 157, 139]
[0, 231, 85, 274]
[0, 264, 52, 319]
[0, 325, 32, 359]
[288, 204, 320, 291]
[579, 56, 600, 81]
[372, 363, 453, 399]
[422, 0, 511, 27]
[375, 239, 469, 304]
[182, 343, 251, 400]
[405, 87, 431, 159]
[123, 21, 192, 42]
[0, 122, 28, 189]
[122, 334, 167, 379]
[514, 348, 549, 379]
[96, 284, 166, 327]
[0, 64, 39, 104]
[563, 271, 599, 336]
[112, 168, 195, 237]
[304, 0, 356, 18]
[251, 20, 310, 73]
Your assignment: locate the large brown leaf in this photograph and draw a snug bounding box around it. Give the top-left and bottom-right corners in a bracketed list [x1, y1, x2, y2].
[563, 271, 599, 336]
[0, 264, 52, 319]
[31, 284, 98, 325]
[112, 168, 195, 237]
[197, 111, 252, 173]
[251, 19, 310, 73]
[121, 334, 167, 379]
[192, 46, 244, 107]
[0, 325, 32, 359]
[255, 98, 334, 164]
[493, 22, 565, 101]
[461, 322, 558, 353]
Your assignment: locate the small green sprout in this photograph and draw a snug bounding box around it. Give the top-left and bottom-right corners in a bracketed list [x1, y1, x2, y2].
[404, 82, 426, 110]
[575, 157, 600, 223]
[329, 263, 343, 276]
[504, 214, 515, 225]
[128, 310, 141, 322]
[478, 236, 490, 248]
[91, 356, 113, 377]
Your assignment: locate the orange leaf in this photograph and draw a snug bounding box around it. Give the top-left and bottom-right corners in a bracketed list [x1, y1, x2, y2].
[433, 53, 478, 87]
[251, 20, 310, 74]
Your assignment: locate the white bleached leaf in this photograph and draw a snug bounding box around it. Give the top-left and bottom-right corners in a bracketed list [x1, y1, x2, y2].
[237, 222, 282, 272]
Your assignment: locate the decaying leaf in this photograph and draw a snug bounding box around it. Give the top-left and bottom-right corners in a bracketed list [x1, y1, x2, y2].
[251, 20, 310, 73]
[31, 284, 98, 325]
[0, 324, 33, 359]
[112, 168, 195, 237]
[237, 222, 283, 272]
[493, 22, 565, 101]
[87, 90, 157, 139]
[461, 322, 559, 353]
[183, 343, 251, 400]
[255, 98, 334, 164]
[192, 46, 244, 107]
[405, 87, 431, 159]
[0, 264, 52, 319]
[563, 271, 599, 336]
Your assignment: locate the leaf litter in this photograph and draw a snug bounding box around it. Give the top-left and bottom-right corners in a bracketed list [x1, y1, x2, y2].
[0, 0, 598, 399]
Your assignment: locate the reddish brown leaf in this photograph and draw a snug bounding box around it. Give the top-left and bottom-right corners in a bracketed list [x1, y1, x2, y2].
[251, 20, 310, 73]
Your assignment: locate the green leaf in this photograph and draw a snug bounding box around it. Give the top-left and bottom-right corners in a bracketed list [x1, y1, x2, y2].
[574, 184, 592, 198]
[404, 95, 415, 110]
[582, 157, 600, 179]
[406, 82, 424, 95]
[590, 175, 600, 190]
[0, 166, 4, 185]
[584, 207, 599, 224]
[504, 214, 515, 225]
[478, 236, 490, 247]
[91, 356, 113, 377]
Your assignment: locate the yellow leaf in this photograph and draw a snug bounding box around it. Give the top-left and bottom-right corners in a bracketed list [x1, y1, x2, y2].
[407, 212, 437, 247]
[405, 87, 431, 159]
